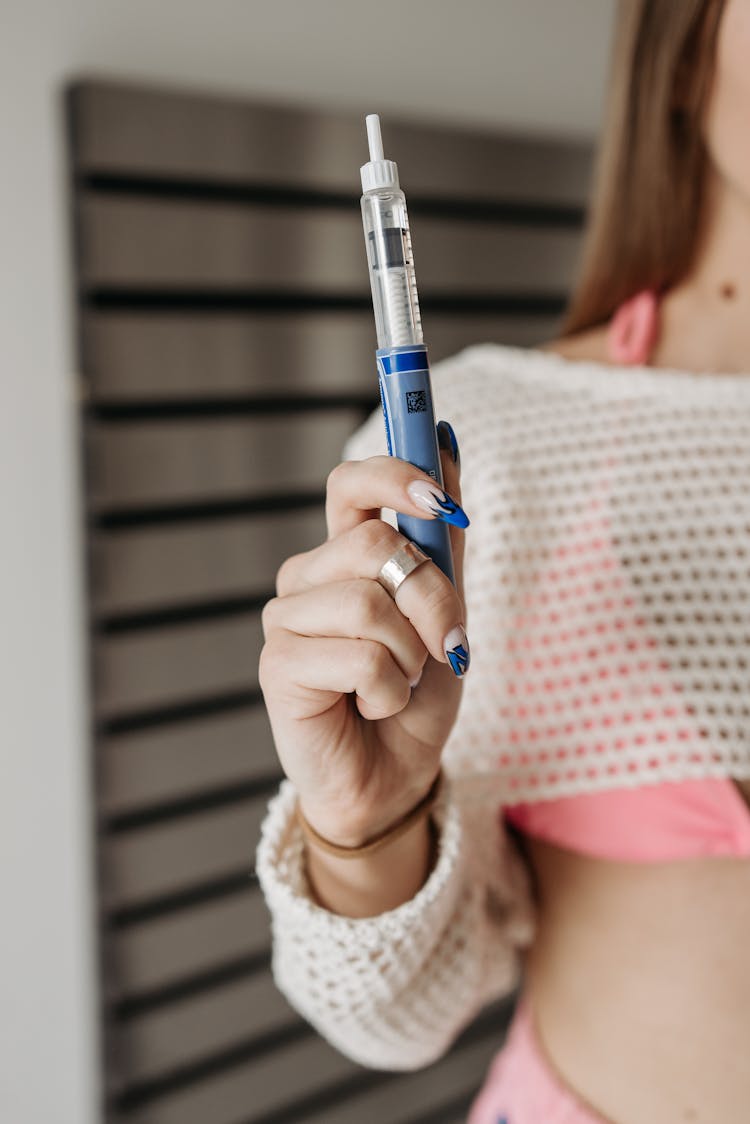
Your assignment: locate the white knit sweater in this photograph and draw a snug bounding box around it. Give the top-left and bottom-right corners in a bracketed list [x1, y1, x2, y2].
[255, 343, 750, 1070]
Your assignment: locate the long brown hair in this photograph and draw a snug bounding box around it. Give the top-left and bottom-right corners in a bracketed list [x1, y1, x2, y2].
[563, 0, 726, 335]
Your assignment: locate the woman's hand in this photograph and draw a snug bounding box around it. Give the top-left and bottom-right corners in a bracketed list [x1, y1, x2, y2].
[258, 436, 468, 847]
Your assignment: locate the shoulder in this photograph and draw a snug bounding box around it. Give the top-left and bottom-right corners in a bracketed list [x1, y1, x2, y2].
[436, 328, 613, 377]
[539, 325, 611, 364]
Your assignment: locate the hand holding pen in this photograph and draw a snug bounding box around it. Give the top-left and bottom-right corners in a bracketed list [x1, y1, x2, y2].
[258, 431, 469, 861]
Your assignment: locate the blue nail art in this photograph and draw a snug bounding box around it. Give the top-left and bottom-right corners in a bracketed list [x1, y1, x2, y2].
[447, 643, 470, 676]
[428, 489, 469, 528]
[437, 419, 461, 470]
[444, 625, 470, 677]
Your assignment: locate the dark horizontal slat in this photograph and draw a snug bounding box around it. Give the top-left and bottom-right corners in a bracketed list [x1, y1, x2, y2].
[92, 492, 328, 532]
[98, 593, 272, 635]
[104, 776, 280, 834]
[70, 79, 592, 206]
[112, 971, 296, 1087]
[109, 885, 270, 1000]
[109, 870, 255, 929]
[112, 952, 269, 1021]
[301, 1033, 502, 1124]
[85, 290, 567, 317]
[88, 411, 360, 512]
[97, 689, 264, 740]
[116, 1028, 345, 1121]
[89, 398, 378, 421]
[80, 170, 586, 228]
[102, 792, 268, 910]
[100, 704, 279, 816]
[83, 310, 561, 401]
[92, 507, 327, 616]
[95, 610, 264, 719]
[79, 196, 581, 294]
[118, 1004, 509, 1124]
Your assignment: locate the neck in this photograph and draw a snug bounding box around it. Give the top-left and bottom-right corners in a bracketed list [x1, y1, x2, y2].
[655, 167, 750, 373]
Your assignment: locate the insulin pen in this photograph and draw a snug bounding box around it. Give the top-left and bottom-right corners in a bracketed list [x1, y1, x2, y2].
[359, 114, 461, 588]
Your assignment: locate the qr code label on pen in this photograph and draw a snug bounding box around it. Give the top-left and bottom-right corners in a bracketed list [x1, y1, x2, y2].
[406, 390, 427, 414]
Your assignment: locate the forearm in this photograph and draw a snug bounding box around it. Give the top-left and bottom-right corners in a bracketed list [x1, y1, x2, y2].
[303, 814, 437, 918]
[257, 776, 533, 1070]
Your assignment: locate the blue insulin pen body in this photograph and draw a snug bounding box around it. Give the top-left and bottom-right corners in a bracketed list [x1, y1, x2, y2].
[360, 115, 456, 586]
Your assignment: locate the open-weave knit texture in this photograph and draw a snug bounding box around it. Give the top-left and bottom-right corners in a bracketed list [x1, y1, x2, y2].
[256, 772, 533, 1070]
[256, 343, 750, 1068]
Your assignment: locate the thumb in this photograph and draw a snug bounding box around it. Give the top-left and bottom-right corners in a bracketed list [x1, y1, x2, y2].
[436, 420, 466, 609]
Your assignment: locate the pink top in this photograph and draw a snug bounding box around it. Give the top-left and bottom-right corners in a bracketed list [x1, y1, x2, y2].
[505, 290, 750, 861]
[505, 776, 750, 861]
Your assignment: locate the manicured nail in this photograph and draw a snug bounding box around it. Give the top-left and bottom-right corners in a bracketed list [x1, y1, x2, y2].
[436, 420, 460, 470]
[443, 625, 470, 677]
[409, 668, 423, 689]
[406, 479, 469, 528]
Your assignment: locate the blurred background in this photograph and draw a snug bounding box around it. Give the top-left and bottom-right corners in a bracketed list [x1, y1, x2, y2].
[2, 2, 616, 1121]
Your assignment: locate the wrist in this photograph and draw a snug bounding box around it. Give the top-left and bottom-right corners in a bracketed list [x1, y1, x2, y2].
[297, 769, 443, 853]
[303, 813, 439, 918]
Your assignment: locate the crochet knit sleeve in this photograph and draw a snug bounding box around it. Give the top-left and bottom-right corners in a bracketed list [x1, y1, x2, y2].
[255, 768, 534, 1071]
[255, 363, 535, 1071]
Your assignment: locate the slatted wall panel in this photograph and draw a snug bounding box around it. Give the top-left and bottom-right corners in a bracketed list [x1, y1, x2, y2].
[67, 78, 591, 1124]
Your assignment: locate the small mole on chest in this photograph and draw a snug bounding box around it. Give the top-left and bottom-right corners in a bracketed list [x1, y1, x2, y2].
[720, 281, 737, 300]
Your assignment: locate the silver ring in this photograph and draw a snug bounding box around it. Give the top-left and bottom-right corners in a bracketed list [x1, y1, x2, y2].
[375, 540, 430, 598]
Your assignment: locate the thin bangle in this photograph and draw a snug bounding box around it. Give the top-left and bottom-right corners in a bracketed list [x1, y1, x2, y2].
[295, 768, 444, 859]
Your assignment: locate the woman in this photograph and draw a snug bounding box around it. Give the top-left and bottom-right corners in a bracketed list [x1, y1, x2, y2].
[256, 1, 750, 1120]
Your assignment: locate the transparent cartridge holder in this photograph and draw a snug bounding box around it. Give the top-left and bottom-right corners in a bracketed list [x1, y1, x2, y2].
[361, 192, 424, 349]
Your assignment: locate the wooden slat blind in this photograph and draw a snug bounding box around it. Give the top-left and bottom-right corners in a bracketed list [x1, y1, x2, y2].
[67, 77, 591, 1123]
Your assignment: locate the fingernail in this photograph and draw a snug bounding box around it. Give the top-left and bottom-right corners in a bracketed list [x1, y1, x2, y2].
[409, 668, 423, 689]
[406, 479, 469, 528]
[443, 625, 470, 677]
[436, 420, 461, 470]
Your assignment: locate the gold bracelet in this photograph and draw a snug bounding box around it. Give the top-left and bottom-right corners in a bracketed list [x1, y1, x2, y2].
[295, 768, 444, 859]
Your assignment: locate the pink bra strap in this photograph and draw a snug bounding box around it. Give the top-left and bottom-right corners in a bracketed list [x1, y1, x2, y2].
[606, 289, 660, 365]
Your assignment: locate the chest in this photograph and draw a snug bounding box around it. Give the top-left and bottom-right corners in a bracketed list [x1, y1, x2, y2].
[460, 389, 750, 800]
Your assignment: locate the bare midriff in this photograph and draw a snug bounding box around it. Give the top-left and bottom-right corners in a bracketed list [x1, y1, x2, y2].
[522, 818, 750, 1124]
[523, 334, 750, 1120]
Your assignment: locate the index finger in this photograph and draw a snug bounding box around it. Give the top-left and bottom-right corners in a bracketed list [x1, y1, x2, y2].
[325, 455, 469, 541]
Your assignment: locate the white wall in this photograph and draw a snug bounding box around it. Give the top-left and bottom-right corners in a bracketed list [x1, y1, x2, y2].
[2, 6, 98, 1124]
[70, 0, 616, 139]
[0, 2, 614, 1121]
